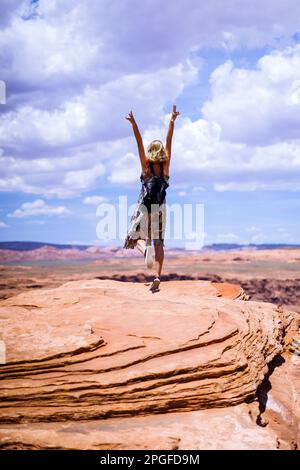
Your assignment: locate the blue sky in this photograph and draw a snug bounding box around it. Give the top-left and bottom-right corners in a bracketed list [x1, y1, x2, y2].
[0, 0, 300, 247]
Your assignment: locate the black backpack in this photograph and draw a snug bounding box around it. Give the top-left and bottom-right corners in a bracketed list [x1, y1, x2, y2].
[141, 162, 169, 212]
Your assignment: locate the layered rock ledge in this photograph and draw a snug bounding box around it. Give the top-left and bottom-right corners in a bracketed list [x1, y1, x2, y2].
[0, 279, 298, 449]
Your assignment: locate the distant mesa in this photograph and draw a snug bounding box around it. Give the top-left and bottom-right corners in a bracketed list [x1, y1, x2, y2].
[1, 240, 300, 252]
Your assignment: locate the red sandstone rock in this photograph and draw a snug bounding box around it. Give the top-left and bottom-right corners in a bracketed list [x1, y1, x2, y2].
[0, 279, 298, 449]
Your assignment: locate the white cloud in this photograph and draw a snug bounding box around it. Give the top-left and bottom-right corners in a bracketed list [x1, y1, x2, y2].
[144, 116, 224, 172]
[2, 0, 300, 92]
[83, 196, 107, 205]
[0, 59, 198, 197]
[0, 153, 107, 198]
[1, 1, 300, 199]
[0, 61, 198, 152]
[0, 5, 100, 87]
[214, 180, 300, 192]
[143, 102, 300, 190]
[0, 221, 9, 228]
[202, 45, 300, 145]
[8, 199, 71, 218]
[108, 152, 141, 184]
[63, 164, 105, 191]
[0, 103, 88, 147]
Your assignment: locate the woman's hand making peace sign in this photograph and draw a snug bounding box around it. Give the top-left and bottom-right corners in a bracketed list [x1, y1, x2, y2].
[170, 104, 180, 123]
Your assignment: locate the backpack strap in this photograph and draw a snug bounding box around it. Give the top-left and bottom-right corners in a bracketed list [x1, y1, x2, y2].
[147, 161, 164, 177]
[149, 161, 154, 176]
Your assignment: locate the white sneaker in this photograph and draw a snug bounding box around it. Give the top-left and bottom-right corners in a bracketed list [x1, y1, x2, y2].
[151, 277, 161, 291]
[144, 245, 153, 269]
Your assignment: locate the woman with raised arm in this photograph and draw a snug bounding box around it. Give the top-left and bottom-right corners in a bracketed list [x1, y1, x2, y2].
[124, 105, 180, 291]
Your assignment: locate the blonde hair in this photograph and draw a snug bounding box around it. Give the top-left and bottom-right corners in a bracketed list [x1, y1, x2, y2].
[146, 140, 168, 163]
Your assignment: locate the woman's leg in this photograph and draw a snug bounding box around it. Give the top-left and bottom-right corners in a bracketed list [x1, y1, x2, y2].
[154, 240, 164, 278]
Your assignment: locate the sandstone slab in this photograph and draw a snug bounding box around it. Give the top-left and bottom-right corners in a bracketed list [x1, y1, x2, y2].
[0, 279, 298, 449]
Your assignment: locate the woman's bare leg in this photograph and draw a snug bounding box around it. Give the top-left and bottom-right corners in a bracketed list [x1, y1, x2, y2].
[154, 241, 164, 278]
[136, 239, 146, 256]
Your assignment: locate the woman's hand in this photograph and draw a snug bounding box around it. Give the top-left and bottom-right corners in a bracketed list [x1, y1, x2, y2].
[125, 110, 136, 125]
[170, 104, 180, 123]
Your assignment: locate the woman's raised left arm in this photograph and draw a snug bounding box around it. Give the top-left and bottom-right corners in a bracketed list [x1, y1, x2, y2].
[165, 105, 180, 171]
[125, 110, 147, 171]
